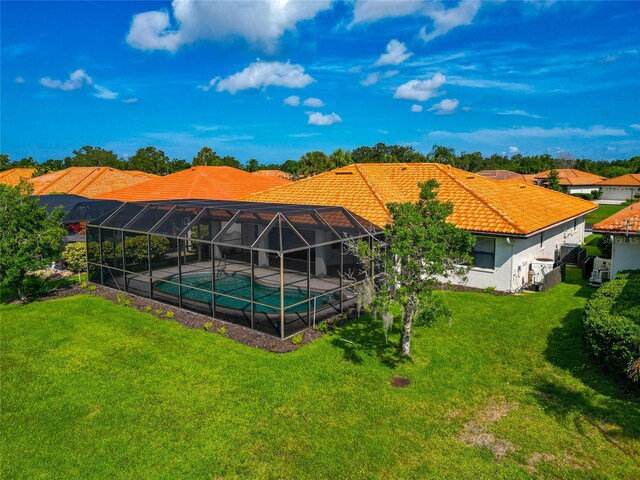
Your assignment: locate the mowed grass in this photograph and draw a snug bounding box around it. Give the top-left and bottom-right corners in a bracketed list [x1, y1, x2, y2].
[583, 233, 603, 257]
[2, 271, 639, 479]
[586, 205, 625, 225]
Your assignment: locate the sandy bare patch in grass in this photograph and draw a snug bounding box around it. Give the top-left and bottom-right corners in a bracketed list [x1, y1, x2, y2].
[457, 399, 516, 460]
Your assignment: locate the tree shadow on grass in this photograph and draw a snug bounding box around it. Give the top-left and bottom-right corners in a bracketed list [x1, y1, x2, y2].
[539, 306, 640, 444]
[330, 315, 408, 369]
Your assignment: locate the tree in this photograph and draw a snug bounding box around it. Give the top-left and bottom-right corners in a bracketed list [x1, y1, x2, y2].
[35, 158, 64, 176]
[192, 147, 221, 166]
[348, 180, 475, 356]
[246, 159, 260, 172]
[0, 182, 66, 299]
[547, 168, 562, 191]
[128, 146, 171, 175]
[64, 146, 123, 169]
[0, 154, 11, 171]
[428, 145, 456, 165]
[62, 242, 87, 282]
[298, 151, 331, 177]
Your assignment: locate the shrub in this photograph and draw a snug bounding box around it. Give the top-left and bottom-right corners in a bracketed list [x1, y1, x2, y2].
[154, 308, 164, 316]
[62, 242, 87, 282]
[483, 286, 496, 293]
[80, 281, 88, 289]
[291, 333, 304, 345]
[88, 284, 96, 292]
[203, 322, 213, 331]
[597, 235, 612, 259]
[165, 310, 174, 319]
[116, 292, 132, 307]
[590, 189, 602, 200]
[217, 326, 227, 335]
[583, 271, 640, 383]
[145, 306, 152, 313]
[574, 193, 594, 200]
[315, 321, 329, 333]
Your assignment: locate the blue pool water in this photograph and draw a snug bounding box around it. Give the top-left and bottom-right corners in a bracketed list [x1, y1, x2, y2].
[154, 272, 338, 313]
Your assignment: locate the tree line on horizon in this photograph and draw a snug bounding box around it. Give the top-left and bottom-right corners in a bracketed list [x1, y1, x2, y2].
[2, 143, 639, 179]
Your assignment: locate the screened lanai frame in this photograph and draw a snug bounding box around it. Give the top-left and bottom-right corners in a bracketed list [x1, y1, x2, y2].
[86, 199, 382, 339]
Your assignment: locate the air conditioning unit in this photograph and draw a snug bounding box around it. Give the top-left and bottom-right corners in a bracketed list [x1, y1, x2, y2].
[529, 258, 555, 285]
[589, 257, 610, 286]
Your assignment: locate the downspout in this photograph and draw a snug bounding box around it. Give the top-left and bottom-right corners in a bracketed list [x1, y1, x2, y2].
[507, 237, 514, 293]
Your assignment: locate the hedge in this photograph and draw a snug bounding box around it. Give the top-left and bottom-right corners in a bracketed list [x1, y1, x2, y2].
[583, 270, 640, 381]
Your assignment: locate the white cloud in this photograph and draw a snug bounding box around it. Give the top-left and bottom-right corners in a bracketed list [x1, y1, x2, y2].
[284, 95, 301, 106]
[351, 0, 423, 25]
[373, 39, 412, 66]
[289, 133, 321, 138]
[93, 85, 118, 100]
[630, 123, 640, 131]
[303, 97, 325, 107]
[126, 0, 332, 53]
[14, 76, 25, 84]
[352, 0, 480, 42]
[498, 109, 542, 119]
[448, 77, 532, 92]
[360, 69, 400, 87]
[307, 112, 342, 126]
[429, 98, 459, 114]
[419, 0, 481, 42]
[40, 69, 93, 91]
[430, 125, 628, 142]
[509, 146, 520, 154]
[393, 72, 446, 101]
[348, 65, 362, 73]
[197, 77, 219, 92]
[216, 61, 314, 94]
[122, 98, 139, 104]
[411, 104, 423, 113]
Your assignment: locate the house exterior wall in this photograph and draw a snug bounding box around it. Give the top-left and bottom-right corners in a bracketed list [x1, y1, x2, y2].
[600, 186, 640, 201]
[610, 237, 640, 277]
[566, 185, 600, 195]
[462, 217, 585, 292]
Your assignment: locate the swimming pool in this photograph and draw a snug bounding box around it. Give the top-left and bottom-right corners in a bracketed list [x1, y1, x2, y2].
[154, 272, 339, 313]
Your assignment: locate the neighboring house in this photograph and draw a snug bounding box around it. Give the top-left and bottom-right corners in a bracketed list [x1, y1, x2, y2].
[246, 163, 596, 292]
[28, 167, 157, 197]
[95, 166, 290, 202]
[0, 167, 37, 186]
[476, 169, 535, 184]
[34, 194, 122, 243]
[597, 174, 640, 202]
[534, 169, 607, 195]
[592, 203, 640, 277]
[252, 169, 293, 181]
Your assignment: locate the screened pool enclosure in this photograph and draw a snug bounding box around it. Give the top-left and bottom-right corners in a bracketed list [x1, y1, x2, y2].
[86, 200, 381, 338]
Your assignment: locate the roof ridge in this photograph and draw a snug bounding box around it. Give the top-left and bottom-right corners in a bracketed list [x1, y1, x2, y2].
[73, 167, 108, 193]
[245, 167, 342, 199]
[353, 164, 391, 217]
[32, 167, 76, 194]
[434, 164, 527, 234]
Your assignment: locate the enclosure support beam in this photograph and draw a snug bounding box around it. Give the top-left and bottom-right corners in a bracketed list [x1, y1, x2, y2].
[307, 248, 311, 326]
[177, 239, 183, 309]
[148, 234, 153, 300]
[98, 227, 104, 285]
[122, 233, 127, 292]
[211, 244, 216, 318]
[340, 241, 344, 314]
[250, 249, 255, 330]
[280, 254, 285, 339]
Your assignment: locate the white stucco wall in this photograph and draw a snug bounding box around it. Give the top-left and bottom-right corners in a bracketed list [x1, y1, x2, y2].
[610, 236, 640, 277]
[460, 217, 586, 292]
[566, 185, 600, 195]
[600, 186, 640, 201]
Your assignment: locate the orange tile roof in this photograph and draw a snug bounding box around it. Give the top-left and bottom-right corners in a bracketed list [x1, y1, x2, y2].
[593, 203, 640, 235]
[95, 166, 290, 202]
[252, 169, 293, 181]
[535, 169, 606, 186]
[246, 163, 597, 236]
[28, 167, 157, 197]
[598, 173, 640, 186]
[476, 169, 537, 184]
[0, 168, 37, 186]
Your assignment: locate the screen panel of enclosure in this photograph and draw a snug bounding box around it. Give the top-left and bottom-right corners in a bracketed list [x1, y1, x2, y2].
[86, 199, 380, 338]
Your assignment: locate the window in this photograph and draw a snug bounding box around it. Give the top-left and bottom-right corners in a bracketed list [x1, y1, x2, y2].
[472, 237, 495, 269]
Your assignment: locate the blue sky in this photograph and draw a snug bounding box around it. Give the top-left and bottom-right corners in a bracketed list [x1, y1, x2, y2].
[1, 1, 639, 164]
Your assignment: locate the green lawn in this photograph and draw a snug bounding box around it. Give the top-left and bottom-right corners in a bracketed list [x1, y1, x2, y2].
[2, 271, 639, 479]
[586, 205, 625, 225]
[583, 233, 603, 257]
